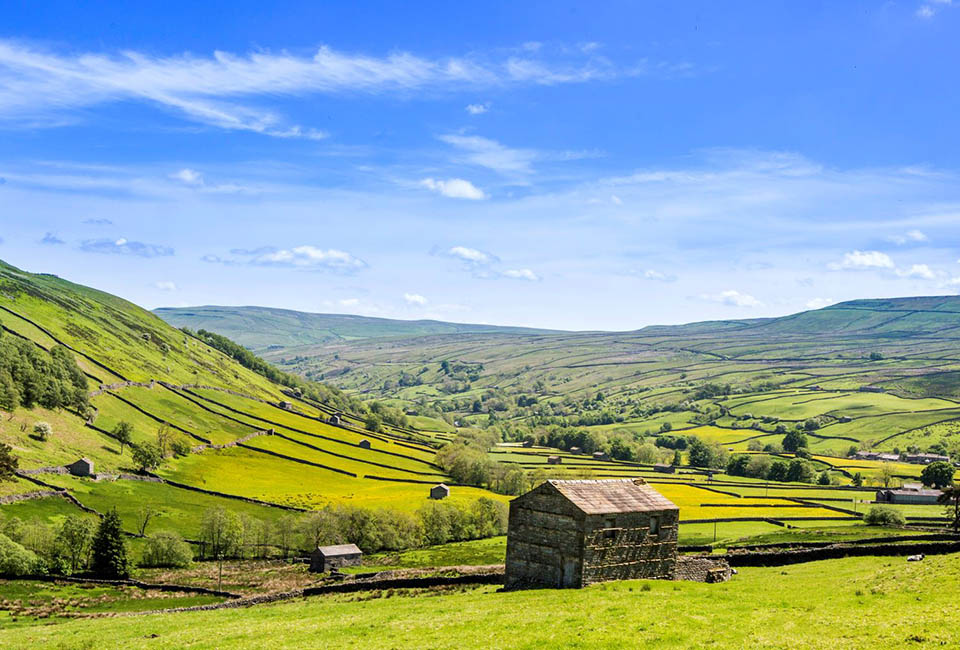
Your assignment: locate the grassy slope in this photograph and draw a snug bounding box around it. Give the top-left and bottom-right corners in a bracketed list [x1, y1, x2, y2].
[192, 296, 960, 457]
[4, 553, 957, 648]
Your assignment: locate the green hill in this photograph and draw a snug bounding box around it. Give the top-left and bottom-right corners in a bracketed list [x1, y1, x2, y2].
[154, 305, 559, 352]
[174, 296, 960, 459]
[0, 260, 511, 563]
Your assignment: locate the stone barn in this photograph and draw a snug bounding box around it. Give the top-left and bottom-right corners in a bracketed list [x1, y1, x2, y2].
[653, 463, 675, 474]
[358, 439, 371, 449]
[592, 451, 610, 461]
[430, 483, 450, 500]
[505, 478, 679, 589]
[547, 456, 562, 465]
[67, 458, 94, 477]
[328, 414, 342, 426]
[569, 447, 582, 455]
[310, 544, 363, 573]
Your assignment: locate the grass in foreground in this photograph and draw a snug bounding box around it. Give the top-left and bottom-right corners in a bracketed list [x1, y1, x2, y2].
[1, 553, 956, 648]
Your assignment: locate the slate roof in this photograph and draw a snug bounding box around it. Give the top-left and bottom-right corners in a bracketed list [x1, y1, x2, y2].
[548, 479, 678, 515]
[316, 543, 362, 557]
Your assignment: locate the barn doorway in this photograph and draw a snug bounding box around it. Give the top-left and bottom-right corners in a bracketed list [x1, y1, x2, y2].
[561, 557, 577, 588]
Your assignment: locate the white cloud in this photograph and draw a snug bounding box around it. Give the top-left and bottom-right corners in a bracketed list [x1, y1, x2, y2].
[339, 298, 360, 307]
[896, 263, 937, 280]
[171, 168, 204, 186]
[465, 102, 490, 115]
[642, 269, 676, 282]
[503, 268, 540, 281]
[0, 41, 644, 136]
[420, 177, 487, 200]
[887, 229, 928, 244]
[404, 293, 428, 306]
[917, 0, 953, 18]
[827, 250, 895, 271]
[438, 134, 537, 175]
[805, 297, 835, 309]
[207, 245, 367, 273]
[610, 194, 623, 205]
[701, 290, 762, 308]
[80, 237, 173, 257]
[155, 281, 178, 291]
[448, 245, 493, 265]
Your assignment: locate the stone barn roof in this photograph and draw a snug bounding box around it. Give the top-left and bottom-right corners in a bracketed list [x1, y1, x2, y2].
[547, 479, 677, 515]
[316, 543, 362, 557]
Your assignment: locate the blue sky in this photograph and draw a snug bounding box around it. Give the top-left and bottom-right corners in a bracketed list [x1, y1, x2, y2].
[2, 0, 960, 330]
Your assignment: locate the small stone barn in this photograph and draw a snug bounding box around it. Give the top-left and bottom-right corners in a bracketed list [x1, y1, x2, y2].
[569, 447, 582, 455]
[653, 463, 676, 474]
[505, 479, 679, 589]
[310, 544, 363, 573]
[358, 439, 371, 449]
[430, 483, 450, 500]
[328, 414, 342, 426]
[547, 456, 562, 465]
[67, 458, 94, 477]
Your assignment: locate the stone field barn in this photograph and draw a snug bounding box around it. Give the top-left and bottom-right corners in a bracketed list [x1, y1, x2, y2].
[505, 478, 679, 589]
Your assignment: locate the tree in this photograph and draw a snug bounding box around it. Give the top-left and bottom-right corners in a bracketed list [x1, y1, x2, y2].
[0, 533, 39, 577]
[672, 450, 683, 466]
[136, 505, 158, 536]
[786, 459, 814, 483]
[767, 461, 789, 482]
[200, 507, 244, 559]
[131, 443, 163, 472]
[0, 371, 19, 412]
[140, 531, 193, 568]
[58, 515, 95, 573]
[364, 414, 382, 433]
[782, 430, 808, 452]
[273, 514, 299, 558]
[0, 443, 18, 482]
[879, 463, 896, 488]
[113, 421, 133, 456]
[726, 455, 751, 477]
[921, 461, 954, 489]
[938, 485, 960, 534]
[32, 421, 52, 441]
[156, 424, 172, 457]
[687, 438, 712, 468]
[817, 471, 831, 486]
[851, 472, 863, 487]
[91, 509, 129, 579]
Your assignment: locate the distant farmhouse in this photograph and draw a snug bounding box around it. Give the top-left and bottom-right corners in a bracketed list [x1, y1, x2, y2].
[505, 479, 679, 589]
[310, 544, 363, 573]
[854, 450, 950, 465]
[876, 482, 941, 505]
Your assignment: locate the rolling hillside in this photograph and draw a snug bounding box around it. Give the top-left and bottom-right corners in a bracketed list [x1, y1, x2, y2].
[154, 305, 558, 352]
[0, 260, 508, 558]
[156, 297, 960, 458]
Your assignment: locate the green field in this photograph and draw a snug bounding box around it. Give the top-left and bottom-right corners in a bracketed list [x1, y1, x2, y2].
[3, 554, 957, 647]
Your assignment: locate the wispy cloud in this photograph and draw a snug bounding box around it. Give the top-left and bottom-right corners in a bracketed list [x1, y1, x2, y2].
[805, 297, 835, 309]
[438, 134, 538, 175]
[640, 269, 676, 282]
[917, 0, 953, 18]
[465, 102, 490, 115]
[420, 177, 487, 200]
[205, 245, 367, 273]
[447, 245, 497, 266]
[154, 281, 178, 291]
[0, 40, 653, 137]
[80, 237, 174, 257]
[700, 290, 762, 308]
[896, 263, 937, 280]
[403, 292, 428, 306]
[827, 250, 895, 271]
[887, 229, 928, 245]
[82, 218, 112, 225]
[503, 268, 540, 281]
[39, 232, 64, 245]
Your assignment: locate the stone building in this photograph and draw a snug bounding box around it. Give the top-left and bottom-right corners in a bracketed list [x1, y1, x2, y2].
[876, 483, 941, 505]
[310, 544, 363, 573]
[653, 463, 675, 474]
[430, 483, 450, 500]
[67, 458, 94, 477]
[358, 439, 371, 449]
[505, 478, 679, 589]
[547, 456, 562, 465]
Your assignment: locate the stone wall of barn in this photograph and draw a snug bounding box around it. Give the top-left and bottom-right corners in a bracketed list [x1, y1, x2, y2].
[504, 486, 586, 589]
[580, 509, 679, 585]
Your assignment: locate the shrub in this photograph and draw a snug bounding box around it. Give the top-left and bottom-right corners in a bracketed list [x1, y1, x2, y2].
[131, 443, 164, 471]
[0, 532, 40, 576]
[32, 421, 52, 441]
[864, 506, 905, 527]
[140, 531, 193, 568]
[170, 439, 192, 458]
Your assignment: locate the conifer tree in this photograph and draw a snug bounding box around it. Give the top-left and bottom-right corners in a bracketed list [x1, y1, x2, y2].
[91, 508, 129, 579]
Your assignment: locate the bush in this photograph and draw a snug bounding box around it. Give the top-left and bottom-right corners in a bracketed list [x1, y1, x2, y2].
[131, 443, 164, 471]
[0, 532, 40, 576]
[864, 505, 905, 526]
[140, 531, 193, 568]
